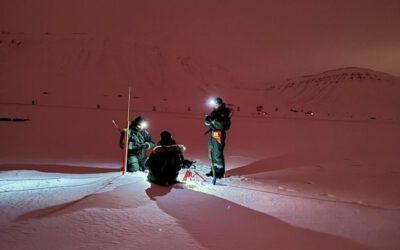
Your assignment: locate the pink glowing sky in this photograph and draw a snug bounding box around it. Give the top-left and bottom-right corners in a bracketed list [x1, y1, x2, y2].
[0, 0, 399, 81]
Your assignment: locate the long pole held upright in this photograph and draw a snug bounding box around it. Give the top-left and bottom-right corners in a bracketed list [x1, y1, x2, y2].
[123, 87, 131, 175]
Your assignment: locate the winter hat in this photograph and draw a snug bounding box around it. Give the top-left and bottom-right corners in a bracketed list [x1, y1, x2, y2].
[215, 97, 223, 105]
[158, 130, 176, 146]
[131, 116, 145, 128]
[160, 130, 172, 140]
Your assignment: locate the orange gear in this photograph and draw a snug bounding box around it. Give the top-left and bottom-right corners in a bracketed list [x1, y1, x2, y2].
[211, 130, 222, 144]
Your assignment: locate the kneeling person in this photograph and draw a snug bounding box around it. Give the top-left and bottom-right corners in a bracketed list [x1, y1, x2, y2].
[147, 131, 185, 185]
[120, 116, 154, 172]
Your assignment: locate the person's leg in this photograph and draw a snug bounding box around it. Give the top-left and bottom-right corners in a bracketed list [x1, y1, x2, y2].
[206, 136, 214, 176]
[127, 155, 140, 172]
[212, 138, 225, 178]
[138, 155, 149, 171]
[207, 135, 225, 178]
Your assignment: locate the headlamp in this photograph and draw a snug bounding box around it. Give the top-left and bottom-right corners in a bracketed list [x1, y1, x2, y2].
[140, 121, 148, 129]
[207, 98, 217, 107]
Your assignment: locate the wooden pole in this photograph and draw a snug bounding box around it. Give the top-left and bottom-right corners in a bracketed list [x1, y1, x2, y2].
[123, 87, 131, 175]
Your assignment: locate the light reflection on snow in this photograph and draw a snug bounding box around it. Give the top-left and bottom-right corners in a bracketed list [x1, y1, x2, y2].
[0, 173, 118, 193]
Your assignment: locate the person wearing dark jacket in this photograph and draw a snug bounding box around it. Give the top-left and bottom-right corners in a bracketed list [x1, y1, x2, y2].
[147, 131, 185, 185]
[120, 116, 154, 172]
[204, 97, 231, 178]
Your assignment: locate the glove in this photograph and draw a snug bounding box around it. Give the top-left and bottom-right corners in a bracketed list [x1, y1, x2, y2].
[134, 144, 143, 150]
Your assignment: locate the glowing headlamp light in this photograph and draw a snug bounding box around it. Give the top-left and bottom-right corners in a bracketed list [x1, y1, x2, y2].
[140, 121, 148, 129]
[208, 98, 217, 107]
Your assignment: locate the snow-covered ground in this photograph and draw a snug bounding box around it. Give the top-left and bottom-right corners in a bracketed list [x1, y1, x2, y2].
[1, 102, 400, 249]
[1, 160, 399, 250]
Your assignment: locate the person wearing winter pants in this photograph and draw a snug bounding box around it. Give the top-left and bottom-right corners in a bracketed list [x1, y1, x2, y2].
[126, 154, 147, 172]
[120, 116, 154, 172]
[208, 130, 226, 178]
[204, 97, 231, 179]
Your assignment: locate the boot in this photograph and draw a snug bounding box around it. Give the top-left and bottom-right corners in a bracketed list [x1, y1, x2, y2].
[215, 173, 224, 179]
[205, 170, 213, 177]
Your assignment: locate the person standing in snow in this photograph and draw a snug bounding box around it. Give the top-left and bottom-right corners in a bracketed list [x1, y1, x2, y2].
[204, 97, 232, 179]
[120, 116, 154, 172]
[147, 131, 185, 185]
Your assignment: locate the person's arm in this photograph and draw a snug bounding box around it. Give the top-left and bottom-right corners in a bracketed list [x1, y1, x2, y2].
[143, 131, 155, 150]
[119, 131, 125, 149]
[206, 111, 230, 130]
[124, 131, 145, 150]
[209, 117, 227, 130]
[205, 115, 216, 130]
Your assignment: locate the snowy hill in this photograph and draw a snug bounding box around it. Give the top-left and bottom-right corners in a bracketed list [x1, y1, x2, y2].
[0, 32, 240, 113]
[257, 67, 400, 120]
[2, 32, 399, 120]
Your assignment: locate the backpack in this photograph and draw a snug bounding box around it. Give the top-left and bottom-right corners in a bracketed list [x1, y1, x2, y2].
[224, 106, 233, 131]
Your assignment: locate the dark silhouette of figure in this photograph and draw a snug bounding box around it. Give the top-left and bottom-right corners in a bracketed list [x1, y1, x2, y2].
[204, 97, 232, 179]
[147, 131, 185, 185]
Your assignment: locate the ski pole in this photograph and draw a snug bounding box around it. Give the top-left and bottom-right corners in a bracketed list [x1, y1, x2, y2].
[112, 120, 121, 132]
